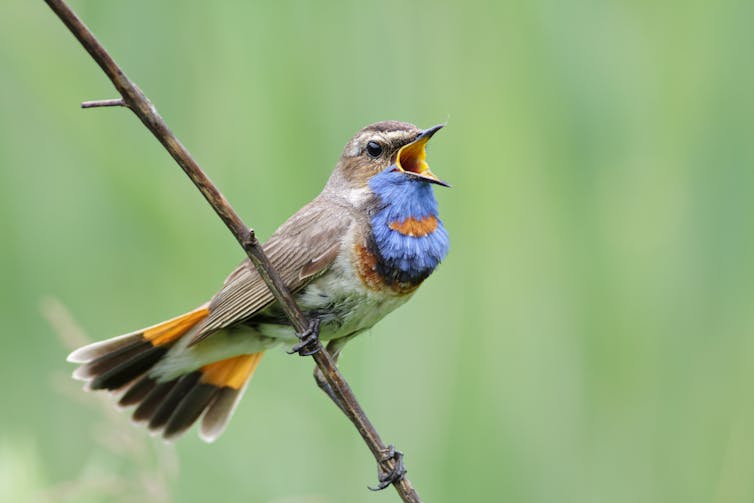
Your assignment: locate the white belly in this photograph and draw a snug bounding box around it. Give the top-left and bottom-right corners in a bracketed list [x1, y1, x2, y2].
[255, 247, 412, 343]
[154, 249, 411, 380]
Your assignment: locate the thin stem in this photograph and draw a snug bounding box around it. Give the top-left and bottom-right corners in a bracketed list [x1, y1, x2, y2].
[81, 98, 126, 108]
[43, 1, 421, 501]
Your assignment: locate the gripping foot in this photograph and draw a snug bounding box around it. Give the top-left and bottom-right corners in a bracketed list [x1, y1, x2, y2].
[368, 445, 406, 491]
[287, 318, 321, 356]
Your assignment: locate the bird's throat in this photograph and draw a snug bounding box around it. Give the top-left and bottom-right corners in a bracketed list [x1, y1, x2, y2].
[365, 170, 449, 289]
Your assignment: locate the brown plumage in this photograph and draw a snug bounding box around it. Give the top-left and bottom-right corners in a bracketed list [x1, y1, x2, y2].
[68, 121, 449, 441]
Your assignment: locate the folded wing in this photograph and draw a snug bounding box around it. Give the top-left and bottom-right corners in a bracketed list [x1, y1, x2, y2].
[190, 196, 355, 344]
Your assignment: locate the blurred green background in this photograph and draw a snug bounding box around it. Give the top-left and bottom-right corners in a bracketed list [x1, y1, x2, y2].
[2, 0, 754, 501]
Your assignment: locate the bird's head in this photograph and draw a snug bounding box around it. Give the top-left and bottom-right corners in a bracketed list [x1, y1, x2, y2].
[327, 121, 448, 200]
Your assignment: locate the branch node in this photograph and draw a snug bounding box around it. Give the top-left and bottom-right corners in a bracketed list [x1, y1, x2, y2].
[241, 228, 257, 251]
[81, 98, 126, 109]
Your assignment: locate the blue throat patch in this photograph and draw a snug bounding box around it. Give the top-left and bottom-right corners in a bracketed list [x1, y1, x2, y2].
[367, 166, 449, 285]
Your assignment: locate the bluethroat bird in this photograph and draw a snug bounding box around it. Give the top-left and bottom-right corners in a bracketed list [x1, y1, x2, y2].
[68, 121, 450, 441]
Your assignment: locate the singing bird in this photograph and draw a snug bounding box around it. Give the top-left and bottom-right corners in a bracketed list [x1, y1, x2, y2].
[68, 121, 450, 442]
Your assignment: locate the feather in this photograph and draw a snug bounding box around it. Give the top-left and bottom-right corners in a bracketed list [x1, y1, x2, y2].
[189, 197, 353, 345]
[89, 345, 168, 391]
[67, 331, 145, 364]
[118, 353, 265, 441]
[366, 168, 449, 286]
[200, 387, 243, 443]
[132, 380, 178, 423]
[163, 383, 218, 440]
[119, 376, 157, 407]
[197, 353, 264, 442]
[69, 306, 210, 392]
[148, 372, 201, 431]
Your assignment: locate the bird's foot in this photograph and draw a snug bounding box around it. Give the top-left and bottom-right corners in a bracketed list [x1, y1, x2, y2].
[287, 318, 321, 356]
[368, 445, 406, 491]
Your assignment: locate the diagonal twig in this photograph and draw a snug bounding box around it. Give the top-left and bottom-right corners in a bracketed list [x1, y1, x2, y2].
[43, 0, 421, 501]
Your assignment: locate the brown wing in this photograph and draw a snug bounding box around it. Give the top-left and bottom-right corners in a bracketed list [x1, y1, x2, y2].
[190, 196, 354, 344]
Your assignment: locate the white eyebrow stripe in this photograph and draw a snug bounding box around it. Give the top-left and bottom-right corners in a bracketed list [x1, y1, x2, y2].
[381, 130, 416, 143]
[345, 128, 418, 157]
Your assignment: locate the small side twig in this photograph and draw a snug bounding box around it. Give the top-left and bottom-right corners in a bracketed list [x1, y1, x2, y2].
[81, 98, 126, 109]
[43, 1, 421, 501]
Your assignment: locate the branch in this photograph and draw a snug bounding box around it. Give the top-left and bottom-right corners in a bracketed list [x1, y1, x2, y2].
[43, 1, 421, 501]
[81, 98, 125, 109]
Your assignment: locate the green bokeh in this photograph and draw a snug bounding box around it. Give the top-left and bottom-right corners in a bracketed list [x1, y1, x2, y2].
[2, 1, 754, 502]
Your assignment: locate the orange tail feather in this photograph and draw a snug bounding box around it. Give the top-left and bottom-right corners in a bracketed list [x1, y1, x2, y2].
[67, 307, 263, 442]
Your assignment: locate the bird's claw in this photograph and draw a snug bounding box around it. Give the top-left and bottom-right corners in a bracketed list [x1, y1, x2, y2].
[287, 318, 321, 356]
[368, 445, 406, 491]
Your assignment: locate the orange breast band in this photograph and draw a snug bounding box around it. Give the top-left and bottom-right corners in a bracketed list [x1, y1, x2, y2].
[388, 215, 438, 237]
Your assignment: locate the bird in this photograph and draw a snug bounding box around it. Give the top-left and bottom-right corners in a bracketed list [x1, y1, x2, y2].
[68, 120, 450, 442]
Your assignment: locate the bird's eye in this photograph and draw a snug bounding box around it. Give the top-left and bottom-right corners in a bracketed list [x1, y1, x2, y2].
[366, 141, 383, 158]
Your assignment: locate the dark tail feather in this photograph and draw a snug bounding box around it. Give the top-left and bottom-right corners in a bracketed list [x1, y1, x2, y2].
[126, 353, 263, 441]
[148, 372, 201, 431]
[200, 387, 244, 441]
[68, 305, 210, 391]
[163, 382, 218, 439]
[119, 376, 158, 407]
[91, 344, 169, 391]
[130, 380, 176, 422]
[68, 307, 263, 442]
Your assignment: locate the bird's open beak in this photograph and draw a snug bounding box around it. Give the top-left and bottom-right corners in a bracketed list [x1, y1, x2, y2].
[395, 124, 450, 187]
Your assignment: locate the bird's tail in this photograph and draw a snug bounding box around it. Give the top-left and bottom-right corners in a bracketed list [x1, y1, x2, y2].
[67, 305, 264, 442]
